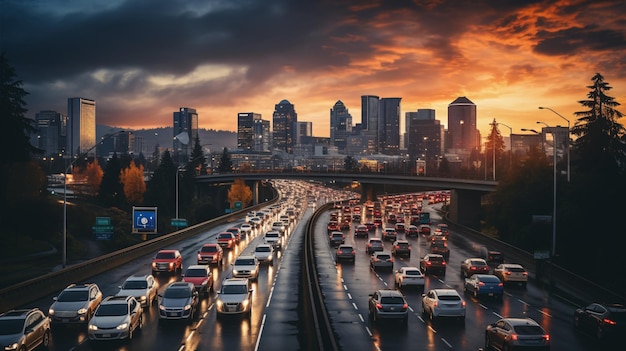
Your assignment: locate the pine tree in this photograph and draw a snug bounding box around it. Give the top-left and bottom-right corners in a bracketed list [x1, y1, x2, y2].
[218, 147, 233, 173]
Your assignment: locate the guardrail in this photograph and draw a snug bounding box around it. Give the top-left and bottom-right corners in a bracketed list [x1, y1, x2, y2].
[0, 195, 278, 312]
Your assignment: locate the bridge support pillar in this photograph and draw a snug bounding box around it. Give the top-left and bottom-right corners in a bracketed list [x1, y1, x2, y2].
[449, 189, 482, 230]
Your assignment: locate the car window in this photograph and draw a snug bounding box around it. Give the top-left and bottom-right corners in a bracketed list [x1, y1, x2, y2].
[156, 252, 175, 259]
[377, 254, 391, 260]
[508, 267, 526, 272]
[185, 269, 208, 277]
[164, 288, 191, 298]
[513, 325, 545, 335]
[256, 246, 271, 252]
[235, 259, 256, 265]
[201, 246, 217, 253]
[470, 260, 487, 266]
[222, 285, 248, 294]
[480, 276, 501, 283]
[96, 304, 128, 316]
[438, 295, 460, 301]
[380, 297, 405, 304]
[405, 270, 421, 276]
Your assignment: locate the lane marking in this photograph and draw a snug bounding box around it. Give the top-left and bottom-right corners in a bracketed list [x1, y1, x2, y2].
[254, 313, 267, 351]
[347, 293, 352, 300]
[352, 302, 359, 310]
[441, 338, 452, 348]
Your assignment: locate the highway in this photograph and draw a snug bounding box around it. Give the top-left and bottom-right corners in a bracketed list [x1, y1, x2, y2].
[12, 183, 607, 350]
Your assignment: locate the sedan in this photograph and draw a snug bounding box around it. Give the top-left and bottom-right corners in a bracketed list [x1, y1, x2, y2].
[494, 263, 528, 287]
[485, 318, 550, 350]
[117, 274, 158, 307]
[335, 244, 356, 262]
[463, 274, 504, 299]
[0, 308, 50, 351]
[253, 244, 275, 265]
[460, 258, 490, 278]
[574, 302, 626, 340]
[394, 266, 425, 290]
[88, 295, 142, 341]
[368, 289, 408, 326]
[370, 252, 394, 271]
[422, 289, 466, 321]
[182, 265, 214, 296]
[158, 282, 199, 322]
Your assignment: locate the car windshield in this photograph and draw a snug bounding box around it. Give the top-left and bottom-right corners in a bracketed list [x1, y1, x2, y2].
[266, 233, 279, 238]
[122, 280, 147, 289]
[235, 259, 256, 265]
[156, 252, 175, 259]
[256, 247, 271, 252]
[405, 270, 421, 276]
[218, 233, 233, 239]
[429, 256, 444, 262]
[185, 269, 207, 277]
[380, 296, 405, 304]
[370, 241, 382, 246]
[438, 295, 460, 301]
[431, 242, 447, 248]
[222, 285, 248, 294]
[513, 325, 545, 335]
[201, 246, 217, 253]
[163, 288, 190, 299]
[95, 304, 128, 317]
[57, 290, 88, 302]
[0, 319, 24, 334]
[508, 267, 526, 272]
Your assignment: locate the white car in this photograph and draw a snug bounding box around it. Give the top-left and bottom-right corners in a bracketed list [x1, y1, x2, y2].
[394, 266, 425, 289]
[253, 244, 274, 265]
[88, 296, 142, 341]
[232, 255, 260, 281]
[240, 223, 253, 237]
[264, 231, 282, 250]
[271, 221, 286, 235]
[215, 278, 253, 318]
[117, 274, 158, 307]
[493, 263, 528, 286]
[422, 289, 466, 321]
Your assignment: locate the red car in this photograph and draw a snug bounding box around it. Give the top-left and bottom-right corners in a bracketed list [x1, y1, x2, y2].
[217, 232, 237, 249]
[327, 221, 340, 233]
[152, 249, 183, 275]
[226, 227, 242, 243]
[460, 258, 490, 278]
[197, 243, 223, 266]
[182, 265, 214, 296]
[354, 225, 369, 238]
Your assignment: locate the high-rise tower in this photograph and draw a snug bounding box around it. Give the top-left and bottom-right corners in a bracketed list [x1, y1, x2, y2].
[67, 97, 96, 158]
[272, 100, 297, 154]
[448, 97, 479, 152]
[379, 97, 401, 154]
[173, 107, 199, 164]
[330, 100, 352, 153]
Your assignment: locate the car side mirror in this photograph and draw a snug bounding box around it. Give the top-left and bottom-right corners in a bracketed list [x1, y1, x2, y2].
[118, 286, 122, 289]
[53, 297, 58, 301]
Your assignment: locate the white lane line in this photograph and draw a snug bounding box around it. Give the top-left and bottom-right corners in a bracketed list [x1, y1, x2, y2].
[358, 314, 365, 322]
[352, 302, 359, 310]
[343, 284, 348, 290]
[479, 303, 488, 310]
[537, 309, 553, 318]
[365, 326, 373, 337]
[254, 314, 267, 351]
[266, 284, 275, 308]
[493, 311, 504, 318]
[441, 338, 452, 348]
[518, 299, 530, 306]
[347, 293, 352, 300]
[428, 325, 437, 333]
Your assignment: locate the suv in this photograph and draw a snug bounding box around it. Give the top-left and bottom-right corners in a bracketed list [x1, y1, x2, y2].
[117, 274, 158, 307]
[88, 295, 142, 341]
[329, 232, 345, 247]
[232, 255, 260, 281]
[49, 283, 103, 326]
[429, 240, 450, 260]
[151, 249, 183, 275]
[264, 231, 282, 250]
[368, 289, 409, 325]
[354, 224, 369, 238]
[419, 254, 447, 275]
[335, 244, 356, 262]
[391, 240, 411, 257]
[197, 243, 223, 266]
[0, 308, 50, 350]
[382, 227, 397, 241]
[271, 221, 286, 236]
[217, 232, 237, 249]
[183, 265, 214, 296]
[366, 238, 384, 254]
[158, 282, 199, 322]
[253, 244, 275, 265]
[215, 278, 254, 318]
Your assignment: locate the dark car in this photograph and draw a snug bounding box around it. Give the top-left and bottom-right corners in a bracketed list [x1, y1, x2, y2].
[429, 240, 450, 260]
[391, 240, 411, 257]
[368, 289, 408, 326]
[329, 232, 345, 247]
[158, 282, 199, 322]
[419, 254, 446, 275]
[485, 318, 550, 350]
[486, 250, 504, 265]
[354, 225, 369, 238]
[335, 244, 356, 262]
[574, 302, 626, 340]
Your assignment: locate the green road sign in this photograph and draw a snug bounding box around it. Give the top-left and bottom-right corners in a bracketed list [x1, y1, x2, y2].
[95, 217, 111, 226]
[92, 225, 114, 232]
[171, 218, 188, 227]
[234, 201, 242, 210]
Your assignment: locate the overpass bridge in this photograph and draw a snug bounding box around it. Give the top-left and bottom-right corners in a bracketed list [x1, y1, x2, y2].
[196, 172, 497, 229]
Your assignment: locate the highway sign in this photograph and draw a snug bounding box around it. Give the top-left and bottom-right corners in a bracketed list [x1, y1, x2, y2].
[95, 217, 111, 226]
[133, 206, 158, 234]
[171, 218, 188, 228]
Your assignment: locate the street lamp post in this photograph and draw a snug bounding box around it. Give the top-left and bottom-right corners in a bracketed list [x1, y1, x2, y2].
[63, 131, 125, 268]
[539, 107, 570, 182]
[497, 122, 513, 171]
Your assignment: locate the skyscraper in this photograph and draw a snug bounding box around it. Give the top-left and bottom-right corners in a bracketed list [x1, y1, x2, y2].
[329, 100, 352, 153]
[296, 121, 313, 145]
[35, 110, 66, 157]
[379, 97, 401, 154]
[361, 95, 380, 154]
[272, 100, 297, 154]
[448, 97, 479, 152]
[253, 118, 271, 152]
[67, 97, 96, 158]
[406, 109, 443, 162]
[238, 112, 262, 151]
[173, 107, 198, 164]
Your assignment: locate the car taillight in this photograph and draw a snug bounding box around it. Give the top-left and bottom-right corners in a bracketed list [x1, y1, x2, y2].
[403, 303, 408, 309]
[498, 283, 503, 287]
[505, 271, 512, 275]
[461, 301, 466, 307]
[376, 303, 383, 309]
[523, 272, 528, 276]
[478, 282, 485, 286]
[442, 261, 446, 265]
[603, 318, 617, 325]
[197, 254, 202, 260]
[510, 334, 519, 341]
[351, 251, 355, 255]
[543, 334, 550, 342]
[471, 267, 476, 271]
[433, 300, 438, 307]
[388, 258, 394, 262]
[426, 262, 432, 266]
[338, 250, 343, 254]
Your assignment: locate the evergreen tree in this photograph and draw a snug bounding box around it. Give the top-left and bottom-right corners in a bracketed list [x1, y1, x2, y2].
[486, 119, 506, 180]
[98, 153, 125, 207]
[218, 147, 233, 173]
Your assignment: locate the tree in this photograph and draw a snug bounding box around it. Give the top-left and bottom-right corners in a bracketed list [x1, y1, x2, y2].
[120, 161, 146, 204]
[227, 178, 253, 208]
[218, 147, 233, 173]
[486, 119, 506, 180]
[0, 52, 39, 166]
[144, 150, 176, 216]
[98, 154, 125, 207]
[73, 160, 103, 196]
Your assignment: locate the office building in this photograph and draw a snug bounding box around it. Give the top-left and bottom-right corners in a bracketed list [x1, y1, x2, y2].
[379, 97, 401, 154]
[329, 100, 353, 153]
[67, 97, 96, 158]
[272, 99, 297, 154]
[35, 110, 66, 157]
[406, 109, 444, 162]
[238, 112, 262, 151]
[253, 118, 271, 152]
[447, 96, 479, 153]
[173, 107, 198, 164]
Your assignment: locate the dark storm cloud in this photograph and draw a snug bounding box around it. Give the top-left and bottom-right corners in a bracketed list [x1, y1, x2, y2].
[534, 25, 626, 56]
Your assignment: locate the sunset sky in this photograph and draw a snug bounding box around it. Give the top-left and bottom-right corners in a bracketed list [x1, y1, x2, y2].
[2, 0, 626, 140]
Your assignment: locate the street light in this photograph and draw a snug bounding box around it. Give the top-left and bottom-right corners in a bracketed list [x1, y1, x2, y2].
[63, 130, 125, 268]
[539, 107, 570, 182]
[497, 122, 513, 171]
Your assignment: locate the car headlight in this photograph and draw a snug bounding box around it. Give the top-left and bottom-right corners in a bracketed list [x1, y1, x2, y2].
[233, 269, 239, 275]
[48, 308, 55, 315]
[88, 324, 98, 331]
[159, 304, 166, 311]
[116, 322, 128, 330]
[184, 304, 191, 311]
[77, 308, 88, 315]
[139, 295, 147, 301]
[216, 300, 223, 309]
[242, 299, 250, 308]
[5, 342, 19, 350]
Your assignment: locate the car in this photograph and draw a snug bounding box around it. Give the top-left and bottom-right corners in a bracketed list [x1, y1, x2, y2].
[225, 227, 242, 243]
[327, 221, 340, 233]
[253, 244, 275, 265]
[407, 225, 420, 237]
[394, 266, 425, 290]
[339, 220, 351, 231]
[182, 265, 214, 296]
[421, 289, 466, 321]
[248, 216, 262, 228]
[335, 244, 355, 262]
[391, 240, 411, 257]
[49, 283, 103, 326]
[329, 232, 345, 247]
[460, 258, 490, 278]
[368, 289, 408, 325]
[419, 224, 431, 235]
[354, 224, 369, 238]
[382, 227, 397, 241]
[232, 255, 260, 281]
[151, 249, 183, 275]
[197, 243, 224, 266]
[215, 278, 253, 318]
[494, 263, 528, 286]
[0, 308, 50, 351]
[271, 221, 286, 235]
[87, 295, 143, 341]
[463, 274, 504, 299]
[419, 254, 447, 275]
[394, 222, 406, 232]
[574, 302, 626, 340]
[485, 318, 550, 350]
[370, 252, 394, 271]
[373, 218, 383, 227]
[240, 223, 253, 237]
[366, 238, 384, 254]
[429, 239, 450, 260]
[264, 231, 282, 250]
[117, 274, 158, 307]
[217, 232, 237, 249]
[486, 250, 504, 265]
[364, 222, 376, 231]
[158, 282, 199, 322]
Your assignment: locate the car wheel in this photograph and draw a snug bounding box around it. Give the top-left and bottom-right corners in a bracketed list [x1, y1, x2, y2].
[42, 330, 51, 347]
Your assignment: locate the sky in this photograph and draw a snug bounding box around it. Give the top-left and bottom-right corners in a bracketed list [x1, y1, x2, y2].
[2, 0, 626, 140]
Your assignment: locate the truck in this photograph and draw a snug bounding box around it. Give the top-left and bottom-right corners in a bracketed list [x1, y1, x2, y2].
[419, 212, 431, 225]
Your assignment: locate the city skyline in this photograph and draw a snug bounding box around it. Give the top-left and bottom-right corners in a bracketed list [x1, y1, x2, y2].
[2, 0, 625, 139]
